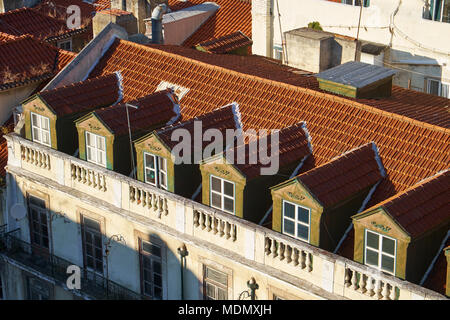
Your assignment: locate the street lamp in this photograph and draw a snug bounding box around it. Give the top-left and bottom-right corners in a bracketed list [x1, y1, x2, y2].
[177, 244, 189, 300]
[238, 277, 259, 300]
[104, 234, 126, 299]
[125, 103, 139, 179]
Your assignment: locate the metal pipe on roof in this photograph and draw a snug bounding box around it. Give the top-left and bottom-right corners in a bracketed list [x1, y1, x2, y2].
[151, 3, 167, 44]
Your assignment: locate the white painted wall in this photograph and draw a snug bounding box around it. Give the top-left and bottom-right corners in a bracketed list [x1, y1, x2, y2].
[0, 84, 39, 125]
[253, 0, 450, 93]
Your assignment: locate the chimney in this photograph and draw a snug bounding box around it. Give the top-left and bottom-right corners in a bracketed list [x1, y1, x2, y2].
[315, 61, 397, 99]
[151, 3, 167, 44]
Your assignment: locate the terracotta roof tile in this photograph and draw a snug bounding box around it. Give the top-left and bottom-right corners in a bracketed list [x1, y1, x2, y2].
[156, 103, 240, 150]
[0, 35, 76, 90]
[177, 0, 252, 49]
[0, 7, 85, 41]
[362, 170, 450, 238]
[229, 122, 311, 180]
[94, 89, 178, 136]
[34, 0, 96, 23]
[196, 31, 252, 54]
[88, 39, 450, 213]
[295, 143, 385, 207]
[0, 31, 18, 42]
[39, 73, 121, 117]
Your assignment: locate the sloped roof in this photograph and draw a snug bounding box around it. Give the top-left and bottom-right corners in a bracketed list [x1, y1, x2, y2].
[39, 73, 122, 117]
[196, 31, 253, 54]
[423, 238, 449, 296]
[34, 0, 97, 23]
[88, 39, 449, 208]
[0, 35, 76, 90]
[93, 89, 178, 136]
[0, 32, 17, 42]
[0, 7, 85, 41]
[357, 170, 450, 238]
[155, 103, 241, 151]
[174, 0, 252, 49]
[295, 143, 385, 208]
[227, 122, 311, 180]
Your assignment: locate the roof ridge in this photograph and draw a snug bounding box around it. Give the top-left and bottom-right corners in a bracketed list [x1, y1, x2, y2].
[124, 40, 450, 134]
[40, 72, 117, 95]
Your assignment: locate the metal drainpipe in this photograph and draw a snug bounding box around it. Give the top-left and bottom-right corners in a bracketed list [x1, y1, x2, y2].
[151, 3, 168, 44]
[177, 244, 189, 300]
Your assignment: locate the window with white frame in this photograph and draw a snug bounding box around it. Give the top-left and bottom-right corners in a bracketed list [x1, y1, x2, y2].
[203, 265, 228, 300]
[282, 200, 310, 242]
[57, 39, 72, 51]
[273, 45, 283, 61]
[144, 152, 167, 190]
[31, 112, 51, 147]
[85, 131, 106, 167]
[364, 229, 396, 275]
[426, 78, 450, 98]
[210, 175, 235, 214]
[424, 0, 450, 23]
[139, 239, 163, 299]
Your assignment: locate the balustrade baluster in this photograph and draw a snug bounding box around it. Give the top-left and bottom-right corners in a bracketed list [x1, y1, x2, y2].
[193, 211, 199, 227]
[351, 270, 358, 290]
[271, 239, 277, 258]
[219, 221, 225, 237]
[286, 245, 292, 263]
[213, 218, 218, 234]
[366, 275, 375, 297]
[231, 225, 237, 241]
[164, 198, 168, 216]
[389, 284, 397, 300]
[278, 242, 285, 261]
[265, 238, 271, 255]
[381, 282, 389, 300]
[225, 222, 231, 239]
[358, 273, 367, 294]
[199, 212, 205, 229]
[293, 248, 299, 266]
[374, 278, 382, 299]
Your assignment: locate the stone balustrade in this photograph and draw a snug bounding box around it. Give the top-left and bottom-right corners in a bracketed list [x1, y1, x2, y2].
[129, 184, 168, 218]
[193, 209, 237, 241]
[264, 235, 313, 272]
[70, 163, 107, 192]
[344, 265, 399, 300]
[21, 145, 51, 170]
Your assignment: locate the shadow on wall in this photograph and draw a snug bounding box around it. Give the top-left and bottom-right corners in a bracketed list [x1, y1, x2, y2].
[0, 185, 200, 300]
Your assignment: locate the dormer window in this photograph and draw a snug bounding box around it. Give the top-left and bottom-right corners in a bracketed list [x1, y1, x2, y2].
[282, 200, 310, 243]
[144, 152, 167, 190]
[31, 112, 51, 147]
[210, 175, 235, 214]
[86, 131, 106, 167]
[364, 229, 396, 275]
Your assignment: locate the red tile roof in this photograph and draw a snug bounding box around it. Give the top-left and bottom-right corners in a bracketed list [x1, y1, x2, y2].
[359, 170, 450, 238]
[176, 0, 252, 49]
[39, 73, 121, 117]
[295, 143, 385, 208]
[88, 39, 450, 211]
[93, 89, 178, 136]
[228, 122, 311, 180]
[423, 238, 449, 296]
[156, 103, 241, 151]
[93, 0, 111, 11]
[196, 31, 252, 54]
[0, 35, 76, 90]
[0, 32, 18, 43]
[0, 7, 85, 41]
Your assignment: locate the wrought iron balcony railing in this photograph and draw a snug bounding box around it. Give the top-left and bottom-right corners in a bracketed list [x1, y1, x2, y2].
[0, 232, 145, 300]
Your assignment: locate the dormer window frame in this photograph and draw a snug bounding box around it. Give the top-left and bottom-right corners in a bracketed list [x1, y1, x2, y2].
[85, 131, 107, 168]
[30, 112, 51, 147]
[364, 229, 397, 275]
[143, 152, 168, 190]
[210, 175, 235, 214]
[282, 200, 311, 243]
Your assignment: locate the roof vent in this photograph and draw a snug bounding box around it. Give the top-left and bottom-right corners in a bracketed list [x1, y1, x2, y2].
[315, 61, 397, 99]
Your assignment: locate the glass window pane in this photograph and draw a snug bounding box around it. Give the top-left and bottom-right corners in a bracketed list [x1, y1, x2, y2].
[366, 249, 379, 267]
[205, 283, 215, 299]
[211, 192, 221, 208]
[442, 0, 450, 22]
[297, 224, 309, 241]
[428, 80, 440, 95]
[33, 128, 40, 142]
[97, 136, 105, 150]
[224, 197, 234, 213]
[153, 274, 162, 287]
[159, 172, 167, 188]
[154, 287, 162, 299]
[86, 133, 92, 146]
[32, 114, 38, 126]
[151, 245, 161, 257]
[159, 157, 166, 172]
[211, 176, 221, 192]
[283, 202, 295, 219]
[42, 118, 49, 130]
[366, 231, 379, 249]
[84, 218, 100, 231]
[217, 287, 227, 300]
[146, 169, 156, 184]
[283, 219, 295, 236]
[153, 261, 162, 274]
[145, 154, 155, 169]
[142, 241, 152, 254]
[297, 206, 309, 224]
[87, 147, 93, 161]
[144, 283, 152, 295]
[224, 181, 234, 197]
[381, 255, 395, 273]
[382, 237, 395, 255]
[206, 267, 227, 285]
[43, 132, 50, 145]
